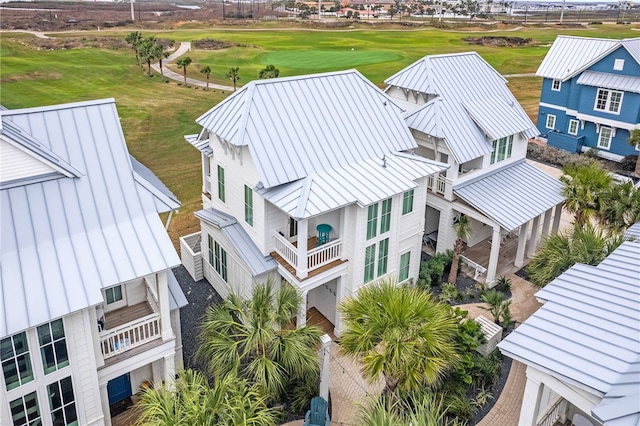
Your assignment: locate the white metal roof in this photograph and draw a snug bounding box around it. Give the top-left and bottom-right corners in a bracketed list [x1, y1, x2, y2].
[536, 36, 640, 81]
[258, 152, 448, 220]
[453, 160, 565, 231]
[185, 133, 212, 156]
[386, 52, 537, 164]
[195, 70, 417, 190]
[195, 208, 277, 276]
[0, 99, 181, 338]
[499, 242, 640, 425]
[168, 270, 188, 310]
[625, 222, 640, 242]
[130, 155, 181, 213]
[577, 70, 640, 94]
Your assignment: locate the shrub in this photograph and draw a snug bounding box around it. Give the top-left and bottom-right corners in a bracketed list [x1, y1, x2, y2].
[585, 147, 599, 158]
[495, 275, 512, 292]
[471, 350, 503, 390]
[438, 283, 461, 304]
[527, 143, 595, 169]
[289, 374, 320, 414]
[418, 251, 453, 290]
[621, 154, 638, 172]
[446, 393, 476, 421]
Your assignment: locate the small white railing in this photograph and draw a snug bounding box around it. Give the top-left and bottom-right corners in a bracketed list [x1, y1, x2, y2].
[273, 232, 298, 269]
[307, 239, 342, 270]
[427, 174, 446, 195]
[460, 255, 487, 280]
[180, 232, 203, 281]
[536, 397, 566, 426]
[100, 313, 161, 359]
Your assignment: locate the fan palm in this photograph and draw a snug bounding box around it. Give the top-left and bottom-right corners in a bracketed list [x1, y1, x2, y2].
[135, 369, 279, 426]
[176, 57, 192, 86]
[628, 129, 640, 176]
[200, 65, 212, 90]
[561, 162, 612, 226]
[125, 31, 142, 67]
[139, 36, 159, 77]
[339, 280, 460, 402]
[196, 281, 322, 400]
[598, 181, 640, 232]
[448, 214, 470, 284]
[359, 393, 464, 426]
[226, 66, 240, 91]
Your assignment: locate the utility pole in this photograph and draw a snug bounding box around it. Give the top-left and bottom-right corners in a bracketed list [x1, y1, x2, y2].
[130, 0, 135, 21]
[559, 0, 565, 23]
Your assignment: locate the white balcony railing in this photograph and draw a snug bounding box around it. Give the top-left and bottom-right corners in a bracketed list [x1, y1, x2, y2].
[427, 174, 446, 195]
[100, 313, 161, 359]
[536, 397, 566, 426]
[273, 231, 342, 276]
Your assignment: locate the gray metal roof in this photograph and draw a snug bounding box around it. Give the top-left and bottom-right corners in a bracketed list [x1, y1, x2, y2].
[386, 52, 537, 164]
[168, 269, 188, 310]
[624, 222, 640, 242]
[130, 155, 181, 213]
[536, 36, 638, 81]
[196, 70, 416, 190]
[195, 208, 277, 276]
[499, 242, 640, 425]
[0, 99, 181, 338]
[453, 160, 565, 231]
[185, 133, 212, 156]
[577, 71, 640, 94]
[258, 152, 448, 220]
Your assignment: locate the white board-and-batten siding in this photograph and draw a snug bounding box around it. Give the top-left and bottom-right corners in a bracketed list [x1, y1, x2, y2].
[0, 140, 56, 183]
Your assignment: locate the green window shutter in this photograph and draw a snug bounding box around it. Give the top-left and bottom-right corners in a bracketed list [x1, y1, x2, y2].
[366, 204, 378, 240]
[244, 185, 254, 226]
[208, 235, 214, 266]
[380, 199, 392, 234]
[399, 251, 411, 282]
[221, 249, 228, 282]
[377, 238, 389, 277]
[364, 244, 375, 283]
[402, 190, 414, 215]
[217, 166, 225, 202]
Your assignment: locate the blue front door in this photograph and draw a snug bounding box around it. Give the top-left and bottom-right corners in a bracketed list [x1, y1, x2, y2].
[107, 373, 132, 405]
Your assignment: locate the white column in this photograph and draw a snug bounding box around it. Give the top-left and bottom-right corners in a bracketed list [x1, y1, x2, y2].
[318, 334, 332, 401]
[486, 225, 502, 286]
[515, 222, 529, 268]
[552, 203, 563, 234]
[519, 374, 545, 426]
[541, 209, 552, 238]
[99, 383, 112, 426]
[164, 354, 176, 388]
[333, 276, 345, 337]
[339, 208, 348, 261]
[297, 219, 309, 279]
[527, 214, 542, 257]
[158, 272, 172, 341]
[152, 358, 163, 389]
[297, 290, 308, 328]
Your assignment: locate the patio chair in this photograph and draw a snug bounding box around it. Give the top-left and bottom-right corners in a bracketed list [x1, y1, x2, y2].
[304, 396, 330, 426]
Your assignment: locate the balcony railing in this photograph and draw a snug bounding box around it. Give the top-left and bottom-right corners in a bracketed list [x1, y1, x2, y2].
[100, 313, 161, 359]
[427, 174, 446, 195]
[273, 231, 342, 275]
[536, 397, 566, 426]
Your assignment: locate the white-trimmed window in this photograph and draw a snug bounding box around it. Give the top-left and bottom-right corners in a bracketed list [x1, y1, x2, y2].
[545, 114, 556, 129]
[398, 252, 411, 283]
[402, 190, 414, 215]
[598, 127, 613, 150]
[380, 198, 392, 234]
[377, 238, 389, 277]
[614, 59, 624, 71]
[1, 332, 34, 391]
[9, 391, 41, 426]
[48, 376, 78, 426]
[366, 204, 378, 240]
[490, 135, 514, 165]
[244, 185, 253, 226]
[217, 165, 225, 203]
[551, 79, 561, 91]
[37, 319, 69, 374]
[208, 236, 228, 282]
[104, 285, 123, 305]
[568, 119, 579, 135]
[595, 89, 623, 114]
[363, 244, 375, 283]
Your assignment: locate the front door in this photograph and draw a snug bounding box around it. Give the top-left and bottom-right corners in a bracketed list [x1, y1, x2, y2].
[107, 373, 132, 405]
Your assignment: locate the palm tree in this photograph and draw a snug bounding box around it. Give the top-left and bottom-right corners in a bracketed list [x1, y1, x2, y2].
[561, 162, 612, 226]
[527, 222, 624, 287]
[598, 181, 640, 232]
[157, 49, 170, 82]
[135, 369, 279, 426]
[629, 129, 640, 176]
[200, 65, 212, 90]
[196, 281, 322, 400]
[339, 280, 460, 403]
[447, 214, 470, 284]
[480, 290, 510, 326]
[359, 393, 464, 426]
[258, 64, 280, 79]
[125, 31, 143, 67]
[176, 56, 192, 86]
[226, 66, 240, 91]
[139, 36, 159, 77]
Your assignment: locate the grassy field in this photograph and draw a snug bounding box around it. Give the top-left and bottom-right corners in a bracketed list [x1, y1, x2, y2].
[1, 23, 638, 246]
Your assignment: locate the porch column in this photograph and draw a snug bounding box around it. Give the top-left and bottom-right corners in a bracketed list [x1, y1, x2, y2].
[333, 275, 345, 337]
[158, 272, 172, 341]
[339, 208, 348, 261]
[519, 374, 545, 426]
[552, 203, 564, 234]
[486, 225, 502, 287]
[297, 290, 308, 328]
[541, 209, 552, 238]
[527, 214, 542, 257]
[99, 383, 112, 426]
[164, 354, 176, 388]
[515, 222, 529, 268]
[297, 219, 309, 279]
[152, 358, 164, 389]
[318, 334, 332, 401]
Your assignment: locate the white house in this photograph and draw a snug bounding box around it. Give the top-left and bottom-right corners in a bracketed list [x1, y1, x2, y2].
[384, 52, 566, 285]
[498, 239, 640, 426]
[0, 99, 187, 426]
[183, 70, 448, 335]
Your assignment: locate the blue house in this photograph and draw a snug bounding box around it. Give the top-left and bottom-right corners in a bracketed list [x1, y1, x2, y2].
[536, 36, 640, 162]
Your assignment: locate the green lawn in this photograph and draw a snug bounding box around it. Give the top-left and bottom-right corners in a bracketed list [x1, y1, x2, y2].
[1, 23, 638, 245]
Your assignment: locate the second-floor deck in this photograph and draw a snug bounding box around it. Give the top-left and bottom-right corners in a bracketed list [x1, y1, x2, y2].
[271, 233, 346, 281]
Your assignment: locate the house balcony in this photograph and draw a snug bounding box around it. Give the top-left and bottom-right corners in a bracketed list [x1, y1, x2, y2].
[427, 173, 446, 195]
[271, 231, 346, 281]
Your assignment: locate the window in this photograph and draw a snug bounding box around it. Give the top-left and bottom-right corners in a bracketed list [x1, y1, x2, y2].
[288, 217, 298, 238]
[37, 319, 69, 374]
[364, 244, 375, 283]
[399, 252, 411, 283]
[402, 190, 414, 215]
[614, 59, 624, 71]
[545, 114, 556, 129]
[214, 241, 228, 282]
[598, 127, 613, 150]
[217, 165, 225, 202]
[568, 119, 579, 135]
[377, 238, 389, 277]
[48, 377, 78, 426]
[595, 89, 623, 114]
[244, 185, 253, 226]
[551, 79, 561, 91]
[1, 332, 34, 391]
[10, 392, 41, 426]
[104, 285, 123, 305]
[490, 135, 514, 165]
[208, 235, 214, 266]
[380, 199, 392, 234]
[366, 204, 378, 240]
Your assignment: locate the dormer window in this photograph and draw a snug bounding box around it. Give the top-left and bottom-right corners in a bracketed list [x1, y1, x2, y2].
[614, 59, 624, 71]
[490, 135, 514, 165]
[551, 79, 561, 91]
